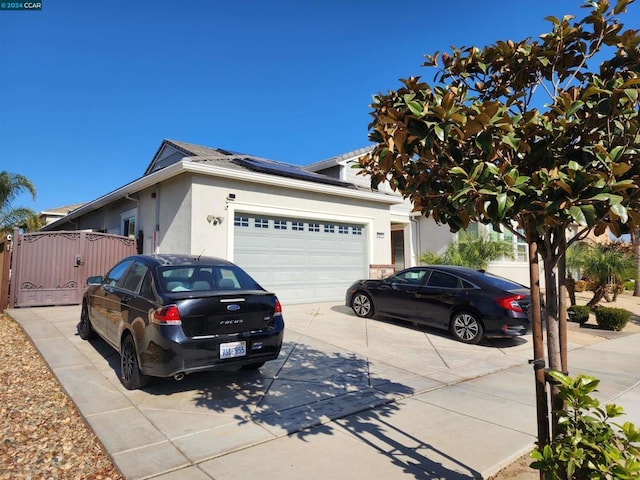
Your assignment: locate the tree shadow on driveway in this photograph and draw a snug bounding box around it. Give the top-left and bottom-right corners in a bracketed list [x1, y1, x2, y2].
[86, 332, 484, 479]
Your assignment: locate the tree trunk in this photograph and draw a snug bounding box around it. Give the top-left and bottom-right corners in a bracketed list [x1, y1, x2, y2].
[543, 257, 561, 372]
[528, 237, 550, 457]
[587, 285, 606, 309]
[558, 238, 568, 374]
[567, 276, 576, 306]
[634, 226, 640, 297]
[553, 237, 569, 439]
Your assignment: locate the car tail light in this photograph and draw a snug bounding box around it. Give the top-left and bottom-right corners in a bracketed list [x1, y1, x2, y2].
[495, 294, 526, 313]
[153, 305, 182, 325]
[274, 298, 282, 317]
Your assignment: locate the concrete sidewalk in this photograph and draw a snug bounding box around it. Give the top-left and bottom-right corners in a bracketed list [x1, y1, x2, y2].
[7, 296, 640, 480]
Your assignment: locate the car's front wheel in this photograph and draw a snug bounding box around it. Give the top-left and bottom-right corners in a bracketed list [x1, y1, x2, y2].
[450, 311, 484, 344]
[120, 334, 149, 390]
[352, 292, 374, 318]
[78, 301, 96, 340]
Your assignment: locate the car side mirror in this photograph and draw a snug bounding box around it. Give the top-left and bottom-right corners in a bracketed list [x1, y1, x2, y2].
[87, 275, 103, 286]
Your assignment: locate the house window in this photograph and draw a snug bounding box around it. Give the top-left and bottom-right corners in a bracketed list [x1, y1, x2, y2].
[234, 216, 249, 227]
[292, 221, 304, 231]
[464, 223, 527, 262]
[352, 226, 362, 235]
[324, 224, 335, 233]
[255, 218, 269, 229]
[120, 208, 137, 238]
[338, 226, 349, 235]
[308, 223, 320, 232]
[274, 220, 287, 230]
[514, 229, 527, 262]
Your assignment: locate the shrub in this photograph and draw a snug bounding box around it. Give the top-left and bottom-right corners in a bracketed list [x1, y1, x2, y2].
[594, 306, 631, 331]
[531, 372, 640, 479]
[624, 279, 635, 291]
[567, 305, 590, 324]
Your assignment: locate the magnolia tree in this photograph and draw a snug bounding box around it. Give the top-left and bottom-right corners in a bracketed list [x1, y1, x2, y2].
[359, 0, 640, 445]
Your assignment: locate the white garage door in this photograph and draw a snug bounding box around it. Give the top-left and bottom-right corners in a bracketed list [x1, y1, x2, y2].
[233, 214, 367, 304]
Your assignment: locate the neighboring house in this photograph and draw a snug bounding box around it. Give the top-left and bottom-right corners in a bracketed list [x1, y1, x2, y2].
[306, 148, 532, 286]
[43, 140, 399, 304]
[38, 203, 86, 226]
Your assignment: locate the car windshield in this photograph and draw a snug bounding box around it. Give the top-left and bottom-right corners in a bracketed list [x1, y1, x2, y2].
[478, 271, 527, 291]
[158, 265, 262, 293]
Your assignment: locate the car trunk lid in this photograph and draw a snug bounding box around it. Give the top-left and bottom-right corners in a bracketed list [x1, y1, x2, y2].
[173, 290, 279, 337]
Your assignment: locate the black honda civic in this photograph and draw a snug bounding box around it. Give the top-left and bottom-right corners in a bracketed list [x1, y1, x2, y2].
[79, 254, 284, 389]
[346, 265, 531, 344]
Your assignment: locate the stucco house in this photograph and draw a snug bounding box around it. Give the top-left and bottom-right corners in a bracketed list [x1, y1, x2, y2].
[44, 140, 398, 304]
[43, 139, 532, 304]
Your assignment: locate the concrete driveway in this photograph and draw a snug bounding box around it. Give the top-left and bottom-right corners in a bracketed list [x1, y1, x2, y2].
[8, 300, 640, 479]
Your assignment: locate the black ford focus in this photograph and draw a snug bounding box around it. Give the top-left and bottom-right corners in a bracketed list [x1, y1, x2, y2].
[346, 265, 531, 344]
[79, 254, 284, 389]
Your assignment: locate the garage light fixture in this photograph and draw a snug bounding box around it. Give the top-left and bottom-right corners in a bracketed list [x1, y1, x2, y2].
[206, 215, 224, 226]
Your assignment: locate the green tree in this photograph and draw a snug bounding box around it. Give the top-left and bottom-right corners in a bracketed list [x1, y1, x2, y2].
[419, 231, 513, 269]
[0, 171, 39, 235]
[569, 241, 635, 307]
[359, 0, 640, 447]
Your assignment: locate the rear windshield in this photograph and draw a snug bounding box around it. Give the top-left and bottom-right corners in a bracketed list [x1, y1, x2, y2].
[478, 271, 527, 291]
[158, 265, 262, 293]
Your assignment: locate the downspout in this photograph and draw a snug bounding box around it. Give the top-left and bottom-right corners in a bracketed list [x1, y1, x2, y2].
[125, 193, 140, 252]
[125, 193, 139, 204]
[411, 214, 421, 266]
[154, 186, 160, 253]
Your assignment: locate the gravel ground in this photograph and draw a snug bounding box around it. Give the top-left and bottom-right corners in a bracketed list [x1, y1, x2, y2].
[0, 314, 122, 480]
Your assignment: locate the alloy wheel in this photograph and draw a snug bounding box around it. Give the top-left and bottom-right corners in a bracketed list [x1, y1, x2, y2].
[353, 293, 373, 318]
[452, 312, 483, 344]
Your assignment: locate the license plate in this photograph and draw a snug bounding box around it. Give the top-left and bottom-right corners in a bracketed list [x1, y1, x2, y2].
[220, 341, 246, 359]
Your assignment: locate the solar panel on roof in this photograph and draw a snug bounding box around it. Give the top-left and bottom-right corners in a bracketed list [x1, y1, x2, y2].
[233, 157, 355, 189]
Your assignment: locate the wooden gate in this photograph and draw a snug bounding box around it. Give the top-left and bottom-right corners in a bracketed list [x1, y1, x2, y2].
[8, 230, 137, 308]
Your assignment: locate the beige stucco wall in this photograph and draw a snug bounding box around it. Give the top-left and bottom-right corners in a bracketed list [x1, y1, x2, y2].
[58, 198, 137, 234]
[154, 174, 193, 254]
[415, 217, 453, 260]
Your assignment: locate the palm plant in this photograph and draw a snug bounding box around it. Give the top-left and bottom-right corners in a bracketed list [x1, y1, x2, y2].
[0, 171, 39, 234]
[567, 242, 635, 308]
[419, 232, 513, 270]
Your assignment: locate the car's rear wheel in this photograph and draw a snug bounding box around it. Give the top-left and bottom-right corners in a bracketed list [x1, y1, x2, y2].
[450, 311, 484, 344]
[120, 334, 149, 390]
[78, 301, 96, 340]
[352, 292, 374, 318]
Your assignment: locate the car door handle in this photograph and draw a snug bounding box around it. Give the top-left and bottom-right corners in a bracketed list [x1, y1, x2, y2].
[121, 296, 132, 304]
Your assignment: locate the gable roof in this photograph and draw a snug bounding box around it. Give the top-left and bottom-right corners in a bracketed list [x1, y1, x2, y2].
[146, 139, 356, 189]
[41, 140, 398, 231]
[39, 203, 87, 216]
[304, 145, 375, 173]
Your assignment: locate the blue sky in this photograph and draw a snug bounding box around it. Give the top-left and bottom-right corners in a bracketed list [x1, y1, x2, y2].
[2, 0, 639, 213]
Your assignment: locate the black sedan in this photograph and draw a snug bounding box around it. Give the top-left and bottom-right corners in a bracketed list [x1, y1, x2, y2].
[346, 265, 531, 344]
[79, 254, 284, 389]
